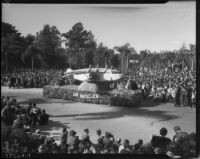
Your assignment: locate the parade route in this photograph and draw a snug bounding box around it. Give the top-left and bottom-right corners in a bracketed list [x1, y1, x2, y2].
[1, 86, 196, 144]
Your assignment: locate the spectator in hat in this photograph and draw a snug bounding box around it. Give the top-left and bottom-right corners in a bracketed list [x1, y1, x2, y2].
[30, 103, 38, 128]
[60, 127, 68, 153]
[82, 128, 92, 145]
[67, 130, 79, 153]
[173, 126, 188, 145]
[174, 85, 181, 107]
[119, 139, 132, 153]
[137, 139, 143, 147]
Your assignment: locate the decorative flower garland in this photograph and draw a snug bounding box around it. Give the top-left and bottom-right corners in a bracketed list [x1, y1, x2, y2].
[43, 85, 142, 106]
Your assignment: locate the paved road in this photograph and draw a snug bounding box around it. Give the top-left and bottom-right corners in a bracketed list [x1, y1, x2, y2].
[1, 86, 196, 145]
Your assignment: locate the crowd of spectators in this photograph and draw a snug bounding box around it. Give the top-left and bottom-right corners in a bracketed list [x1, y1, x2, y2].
[1, 66, 196, 109]
[1, 96, 49, 128]
[118, 66, 196, 108]
[1, 68, 62, 88]
[1, 95, 196, 158]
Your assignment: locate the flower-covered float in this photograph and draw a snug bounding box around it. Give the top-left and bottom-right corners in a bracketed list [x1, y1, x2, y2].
[43, 65, 142, 107]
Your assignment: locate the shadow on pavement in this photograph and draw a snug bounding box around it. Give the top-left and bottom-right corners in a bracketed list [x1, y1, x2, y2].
[51, 104, 180, 122]
[19, 98, 75, 104]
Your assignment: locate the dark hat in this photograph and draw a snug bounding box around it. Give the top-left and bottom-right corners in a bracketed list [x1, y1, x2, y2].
[69, 130, 76, 136]
[62, 127, 67, 133]
[96, 129, 101, 135]
[84, 128, 89, 133]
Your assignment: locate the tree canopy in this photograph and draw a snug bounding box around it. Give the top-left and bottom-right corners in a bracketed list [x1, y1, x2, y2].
[1, 21, 196, 72]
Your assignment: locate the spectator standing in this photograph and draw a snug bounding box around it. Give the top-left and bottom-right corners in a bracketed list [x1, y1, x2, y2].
[38, 109, 49, 125]
[174, 85, 181, 107]
[30, 103, 38, 128]
[60, 128, 68, 153]
[187, 85, 192, 107]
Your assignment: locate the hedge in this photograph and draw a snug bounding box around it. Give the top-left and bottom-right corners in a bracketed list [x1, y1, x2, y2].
[43, 85, 142, 106]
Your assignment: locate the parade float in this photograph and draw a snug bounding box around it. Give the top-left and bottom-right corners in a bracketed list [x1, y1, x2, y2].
[43, 65, 142, 106]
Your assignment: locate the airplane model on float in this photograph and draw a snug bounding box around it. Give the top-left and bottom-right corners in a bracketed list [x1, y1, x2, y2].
[62, 65, 123, 82]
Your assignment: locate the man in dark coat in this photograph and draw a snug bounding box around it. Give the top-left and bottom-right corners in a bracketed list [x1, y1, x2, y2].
[38, 109, 49, 125]
[151, 127, 171, 153]
[30, 103, 38, 128]
[174, 85, 181, 107]
[131, 80, 138, 90]
[187, 85, 192, 107]
[60, 127, 68, 153]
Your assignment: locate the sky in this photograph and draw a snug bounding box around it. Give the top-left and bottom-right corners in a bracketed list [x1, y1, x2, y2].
[2, 2, 195, 52]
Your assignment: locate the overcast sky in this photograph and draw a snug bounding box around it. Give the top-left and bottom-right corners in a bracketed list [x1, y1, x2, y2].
[2, 1, 195, 52]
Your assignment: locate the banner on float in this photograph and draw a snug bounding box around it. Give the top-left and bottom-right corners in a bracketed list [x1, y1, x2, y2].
[73, 92, 99, 99]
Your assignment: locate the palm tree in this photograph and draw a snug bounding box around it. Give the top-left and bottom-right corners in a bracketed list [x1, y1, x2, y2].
[22, 43, 43, 70]
[114, 43, 136, 73]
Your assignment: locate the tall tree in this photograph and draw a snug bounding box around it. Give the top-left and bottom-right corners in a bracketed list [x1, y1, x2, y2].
[62, 22, 97, 68]
[1, 22, 24, 72]
[110, 53, 120, 69]
[93, 43, 108, 68]
[114, 43, 136, 72]
[21, 34, 45, 69]
[34, 25, 61, 68]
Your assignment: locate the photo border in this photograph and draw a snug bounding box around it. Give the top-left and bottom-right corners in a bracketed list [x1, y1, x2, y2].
[1, 0, 199, 158]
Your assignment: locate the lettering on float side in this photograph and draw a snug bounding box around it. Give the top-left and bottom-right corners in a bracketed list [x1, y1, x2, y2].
[73, 92, 99, 98]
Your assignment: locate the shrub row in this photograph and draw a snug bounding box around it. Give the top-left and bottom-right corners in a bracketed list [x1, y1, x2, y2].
[43, 85, 142, 106]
